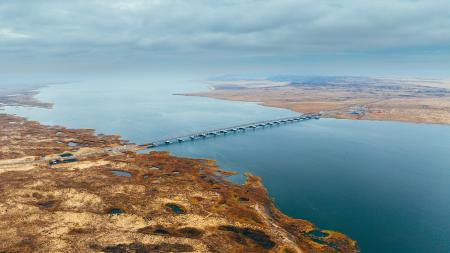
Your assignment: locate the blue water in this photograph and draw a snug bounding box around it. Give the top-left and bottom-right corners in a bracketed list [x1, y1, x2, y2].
[5, 74, 450, 253]
[6, 75, 296, 142]
[111, 170, 132, 177]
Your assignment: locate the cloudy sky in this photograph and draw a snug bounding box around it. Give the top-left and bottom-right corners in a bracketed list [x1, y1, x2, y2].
[1, 0, 449, 77]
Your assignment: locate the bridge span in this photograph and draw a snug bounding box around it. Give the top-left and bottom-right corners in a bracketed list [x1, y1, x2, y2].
[0, 113, 321, 168]
[141, 113, 321, 149]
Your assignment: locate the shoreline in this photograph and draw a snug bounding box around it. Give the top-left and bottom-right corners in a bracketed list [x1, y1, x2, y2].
[183, 92, 450, 127]
[0, 84, 53, 109]
[181, 77, 450, 126]
[0, 85, 359, 252]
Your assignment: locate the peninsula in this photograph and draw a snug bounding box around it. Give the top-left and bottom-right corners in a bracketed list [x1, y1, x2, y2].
[183, 76, 450, 125]
[0, 87, 358, 252]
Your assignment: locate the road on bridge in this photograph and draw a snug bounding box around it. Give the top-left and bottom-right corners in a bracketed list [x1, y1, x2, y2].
[142, 113, 321, 149]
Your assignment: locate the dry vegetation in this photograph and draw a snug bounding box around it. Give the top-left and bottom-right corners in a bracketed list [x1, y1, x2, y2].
[0, 98, 358, 252]
[184, 77, 450, 125]
[0, 114, 125, 160]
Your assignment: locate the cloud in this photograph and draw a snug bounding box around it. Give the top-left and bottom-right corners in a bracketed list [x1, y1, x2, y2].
[0, 28, 31, 40]
[0, 0, 449, 74]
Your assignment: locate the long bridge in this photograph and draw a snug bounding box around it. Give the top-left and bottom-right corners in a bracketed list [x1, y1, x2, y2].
[1, 113, 321, 168]
[141, 113, 321, 149]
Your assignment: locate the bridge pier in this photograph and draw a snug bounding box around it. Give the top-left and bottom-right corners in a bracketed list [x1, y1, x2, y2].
[145, 114, 319, 149]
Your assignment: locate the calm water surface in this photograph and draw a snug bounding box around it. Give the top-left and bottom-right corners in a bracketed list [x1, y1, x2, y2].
[5, 75, 450, 253]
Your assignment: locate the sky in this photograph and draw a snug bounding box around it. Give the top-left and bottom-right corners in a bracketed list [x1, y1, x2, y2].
[1, 0, 450, 78]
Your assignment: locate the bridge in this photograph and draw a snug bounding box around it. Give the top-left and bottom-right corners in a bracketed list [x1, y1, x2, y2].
[1, 113, 321, 168]
[142, 113, 321, 149]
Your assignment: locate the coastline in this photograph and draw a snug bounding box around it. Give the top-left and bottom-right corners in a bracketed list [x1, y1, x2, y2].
[181, 78, 450, 126]
[0, 86, 359, 252]
[183, 92, 450, 126]
[0, 84, 53, 109]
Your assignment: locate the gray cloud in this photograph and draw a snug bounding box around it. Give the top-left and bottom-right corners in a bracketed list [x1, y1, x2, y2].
[0, 0, 449, 75]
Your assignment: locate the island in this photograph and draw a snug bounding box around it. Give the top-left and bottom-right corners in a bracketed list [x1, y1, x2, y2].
[0, 86, 358, 252]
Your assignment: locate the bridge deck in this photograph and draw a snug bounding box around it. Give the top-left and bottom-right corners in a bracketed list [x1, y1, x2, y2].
[141, 113, 320, 148]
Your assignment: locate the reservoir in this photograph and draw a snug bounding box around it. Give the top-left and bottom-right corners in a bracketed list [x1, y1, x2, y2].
[5, 74, 450, 253]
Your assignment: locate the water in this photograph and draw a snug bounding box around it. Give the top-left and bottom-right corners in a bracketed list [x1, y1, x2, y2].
[164, 119, 450, 252]
[307, 230, 329, 238]
[5, 75, 296, 143]
[165, 203, 186, 214]
[5, 74, 450, 253]
[108, 208, 125, 215]
[67, 141, 78, 147]
[111, 170, 132, 177]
